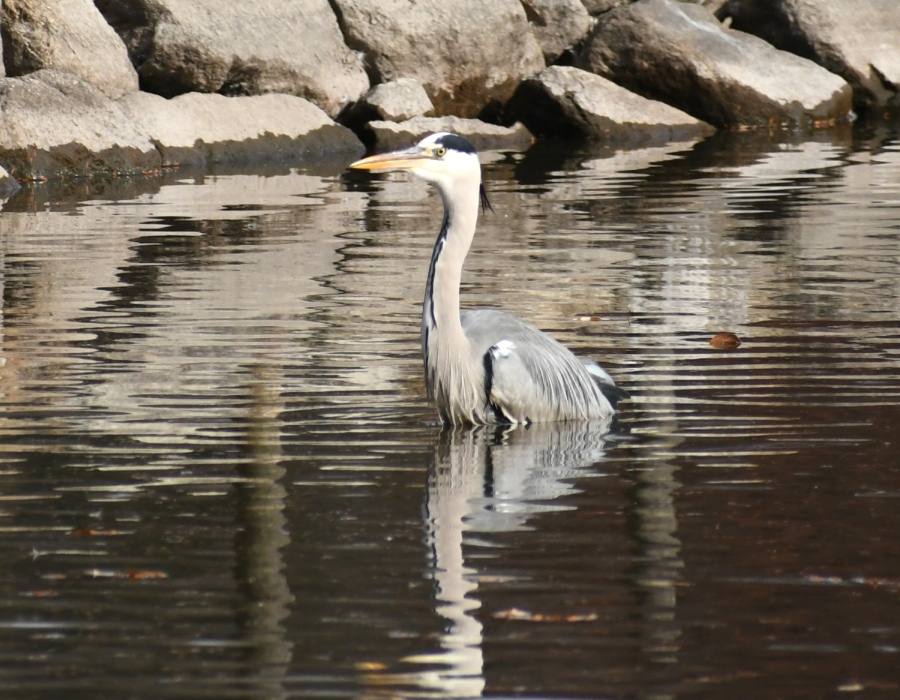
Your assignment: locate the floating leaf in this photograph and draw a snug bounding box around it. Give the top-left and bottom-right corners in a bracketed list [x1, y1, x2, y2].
[22, 590, 58, 598]
[710, 332, 742, 349]
[70, 528, 124, 537]
[356, 662, 387, 671]
[124, 569, 168, 580]
[837, 682, 864, 692]
[494, 608, 597, 623]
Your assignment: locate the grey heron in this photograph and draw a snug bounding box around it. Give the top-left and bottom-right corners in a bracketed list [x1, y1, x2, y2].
[350, 132, 627, 426]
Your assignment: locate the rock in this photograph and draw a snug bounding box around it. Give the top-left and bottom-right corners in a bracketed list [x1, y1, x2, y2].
[363, 117, 533, 152]
[339, 78, 435, 140]
[117, 91, 364, 168]
[360, 79, 435, 123]
[94, 0, 369, 117]
[718, 0, 900, 115]
[582, 0, 631, 15]
[521, 0, 593, 63]
[576, 0, 853, 129]
[702, 0, 730, 13]
[0, 165, 21, 197]
[0, 71, 159, 180]
[1, 0, 138, 99]
[333, 0, 545, 118]
[508, 66, 716, 144]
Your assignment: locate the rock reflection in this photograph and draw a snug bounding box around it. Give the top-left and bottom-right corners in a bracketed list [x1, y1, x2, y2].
[630, 457, 683, 668]
[234, 365, 293, 698]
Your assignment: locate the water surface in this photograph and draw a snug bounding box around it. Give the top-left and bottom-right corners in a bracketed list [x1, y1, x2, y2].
[1, 127, 899, 699]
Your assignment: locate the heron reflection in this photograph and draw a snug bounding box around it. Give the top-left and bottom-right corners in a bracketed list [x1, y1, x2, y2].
[400, 420, 612, 696]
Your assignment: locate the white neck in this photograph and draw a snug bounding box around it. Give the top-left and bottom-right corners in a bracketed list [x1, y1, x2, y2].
[422, 179, 484, 423]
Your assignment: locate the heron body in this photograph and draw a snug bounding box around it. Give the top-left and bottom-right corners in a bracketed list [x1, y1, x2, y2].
[351, 132, 627, 426]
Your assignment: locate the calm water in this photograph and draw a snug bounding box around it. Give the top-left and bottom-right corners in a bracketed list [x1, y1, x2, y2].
[1, 125, 899, 699]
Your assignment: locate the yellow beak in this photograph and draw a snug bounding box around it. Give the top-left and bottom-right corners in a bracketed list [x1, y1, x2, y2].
[349, 147, 431, 171]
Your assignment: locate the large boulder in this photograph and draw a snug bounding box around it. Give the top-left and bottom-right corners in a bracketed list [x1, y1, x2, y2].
[358, 79, 435, 123]
[576, 0, 853, 129]
[582, 0, 631, 14]
[718, 0, 900, 115]
[362, 117, 533, 152]
[333, 0, 545, 118]
[521, 0, 593, 63]
[117, 91, 363, 168]
[340, 78, 435, 140]
[508, 66, 715, 144]
[1, 0, 138, 99]
[93, 0, 369, 117]
[0, 71, 159, 180]
[0, 71, 363, 181]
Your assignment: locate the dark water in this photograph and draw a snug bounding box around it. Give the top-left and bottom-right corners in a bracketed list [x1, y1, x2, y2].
[1, 125, 899, 699]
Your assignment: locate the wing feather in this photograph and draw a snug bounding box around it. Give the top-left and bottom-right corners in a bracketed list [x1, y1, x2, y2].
[463, 309, 619, 423]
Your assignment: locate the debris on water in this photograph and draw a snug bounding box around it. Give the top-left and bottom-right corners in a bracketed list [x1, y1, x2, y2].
[710, 332, 742, 349]
[494, 608, 598, 622]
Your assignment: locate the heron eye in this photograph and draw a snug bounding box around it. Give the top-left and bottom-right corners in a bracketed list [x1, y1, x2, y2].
[435, 146, 447, 157]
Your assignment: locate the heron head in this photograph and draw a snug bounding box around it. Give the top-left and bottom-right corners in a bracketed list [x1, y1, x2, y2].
[350, 132, 483, 195]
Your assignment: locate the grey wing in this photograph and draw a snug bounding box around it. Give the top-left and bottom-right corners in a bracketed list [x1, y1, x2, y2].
[461, 309, 619, 423]
[582, 360, 630, 409]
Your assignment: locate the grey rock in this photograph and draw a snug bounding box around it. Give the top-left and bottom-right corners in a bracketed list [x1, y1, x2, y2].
[508, 66, 715, 144]
[576, 0, 852, 129]
[0, 71, 159, 180]
[94, 0, 369, 117]
[582, 0, 631, 15]
[334, 0, 545, 118]
[521, 0, 593, 63]
[0, 71, 363, 180]
[117, 91, 364, 168]
[700, 0, 730, 13]
[339, 78, 435, 144]
[718, 0, 900, 114]
[364, 117, 534, 152]
[1, 0, 138, 99]
[363, 79, 435, 122]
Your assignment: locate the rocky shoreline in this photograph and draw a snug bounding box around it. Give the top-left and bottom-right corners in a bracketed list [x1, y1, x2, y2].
[0, 0, 897, 193]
